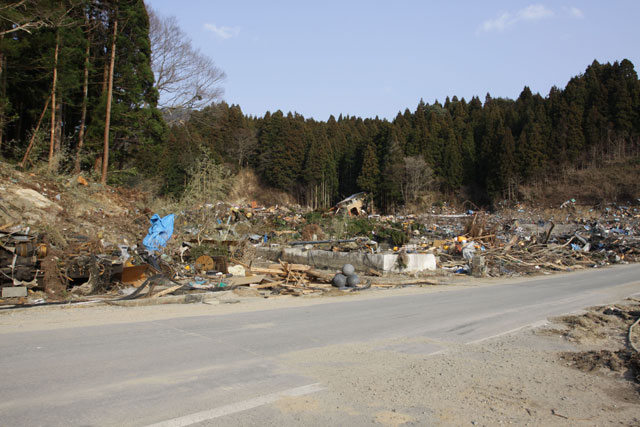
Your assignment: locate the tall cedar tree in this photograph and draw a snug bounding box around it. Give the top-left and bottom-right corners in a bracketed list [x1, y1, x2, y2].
[357, 142, 380, 195]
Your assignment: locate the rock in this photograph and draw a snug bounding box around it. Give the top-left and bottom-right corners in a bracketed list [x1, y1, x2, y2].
[11, 188, 62, 211]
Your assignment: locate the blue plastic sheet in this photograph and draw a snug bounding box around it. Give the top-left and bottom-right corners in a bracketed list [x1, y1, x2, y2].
[143, 214, 175, 253]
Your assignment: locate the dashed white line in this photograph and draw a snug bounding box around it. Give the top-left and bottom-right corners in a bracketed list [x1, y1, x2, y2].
[144, 383, 325, 427]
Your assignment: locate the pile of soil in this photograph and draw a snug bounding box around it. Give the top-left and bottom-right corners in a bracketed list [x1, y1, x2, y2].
[554, 300, 640, 389]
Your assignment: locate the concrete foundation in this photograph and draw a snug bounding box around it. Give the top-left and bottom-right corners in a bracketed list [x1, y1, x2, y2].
[256, 247, 436, 273]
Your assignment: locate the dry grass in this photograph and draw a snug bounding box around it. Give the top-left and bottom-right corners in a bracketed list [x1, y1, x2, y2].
[518, 159, 640, 206]
[228, 168, 295, 206]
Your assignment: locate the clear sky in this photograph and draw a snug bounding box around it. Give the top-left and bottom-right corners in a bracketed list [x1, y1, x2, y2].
[145, 1, 640, 121]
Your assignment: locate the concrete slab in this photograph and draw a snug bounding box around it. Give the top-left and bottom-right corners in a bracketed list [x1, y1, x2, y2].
[2, 286, 27, 298]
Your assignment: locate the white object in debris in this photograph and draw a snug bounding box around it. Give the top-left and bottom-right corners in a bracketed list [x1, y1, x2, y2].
[228, 265, 246, 276]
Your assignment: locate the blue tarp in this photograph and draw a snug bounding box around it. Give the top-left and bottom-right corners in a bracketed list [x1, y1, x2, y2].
[143, 214, 175, 253]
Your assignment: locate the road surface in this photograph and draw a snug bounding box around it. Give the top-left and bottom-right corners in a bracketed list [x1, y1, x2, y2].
[1, 264, 639, 426]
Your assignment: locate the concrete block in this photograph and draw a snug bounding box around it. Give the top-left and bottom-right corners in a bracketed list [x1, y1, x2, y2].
[471, 255, 486, 277]
[384, 253, 437, 273]
[255, 247, 437, 273]
[2, 286, 27, 298]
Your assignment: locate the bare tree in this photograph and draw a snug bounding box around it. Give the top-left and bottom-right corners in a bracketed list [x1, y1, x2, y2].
[147, 6, 225, 110]
[230, 128, 257, 167]
[0, 1, 49, 36]
[401, 156, 433, 203]
[0, 1, 79, 36]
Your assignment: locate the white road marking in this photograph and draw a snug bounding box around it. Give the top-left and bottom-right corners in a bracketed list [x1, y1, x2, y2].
[465, 320, 549, 345]
[144, 383, 325, 427]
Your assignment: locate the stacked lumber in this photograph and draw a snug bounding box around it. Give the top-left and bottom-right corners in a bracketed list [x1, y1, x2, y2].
[248, 261, 333, 296]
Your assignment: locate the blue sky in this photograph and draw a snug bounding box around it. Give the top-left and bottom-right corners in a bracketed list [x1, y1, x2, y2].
[145, 1, 640, 120]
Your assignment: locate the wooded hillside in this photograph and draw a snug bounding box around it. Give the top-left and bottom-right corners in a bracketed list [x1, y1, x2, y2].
[162, 59, 640, 210]
[1, 2, 638, 210]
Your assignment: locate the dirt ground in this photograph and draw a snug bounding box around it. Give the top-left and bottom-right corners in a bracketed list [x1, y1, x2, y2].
[1, 285, 639, 426]
[272, 299, 640, 426]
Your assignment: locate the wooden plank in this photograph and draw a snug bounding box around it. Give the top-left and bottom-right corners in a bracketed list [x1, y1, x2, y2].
[249, 267, 285, 275]
[504, 235, 519, 251]
[305, 269, 333, 282]
[308, 283, 332, 288]
[370, 278, 440, 286]
[251, 281, 283, 289]
[473, 234, 496, 240]
[274, 262, 312, 272]
[152, 284, 182, 298]
[280, 283, 310, 290]
[226, 274, 266, 286]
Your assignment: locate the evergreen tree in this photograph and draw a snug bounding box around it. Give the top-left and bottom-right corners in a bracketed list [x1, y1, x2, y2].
[357, 142, 380, 195]
[108, 0, 166, 176]
[498, 128, 516, 200]
[303, 125, 337, 208]
[440, 127, 463, 191]
[379, 135, 404, 210]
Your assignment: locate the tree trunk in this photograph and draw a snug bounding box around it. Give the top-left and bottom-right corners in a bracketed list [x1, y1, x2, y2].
[101, 41, 109, 94]
[101, 18, 117, 185]
[48, 32, 60, 170]
[54, 98, 62, 152]
[20, 96, 51, 168]
[75, 15, 91, 174]
[0, 33, 5, 149]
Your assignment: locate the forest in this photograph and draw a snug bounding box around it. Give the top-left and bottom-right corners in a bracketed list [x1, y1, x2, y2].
[1, 1, 639, 212]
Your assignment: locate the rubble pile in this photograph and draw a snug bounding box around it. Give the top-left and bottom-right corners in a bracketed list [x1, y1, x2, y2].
[1, 166, 639, 308]
[427, 206, 640, 276]
[0, 228, 47, 294]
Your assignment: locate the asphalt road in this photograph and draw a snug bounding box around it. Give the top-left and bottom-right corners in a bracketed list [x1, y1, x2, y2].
[1, 264, 639, 426]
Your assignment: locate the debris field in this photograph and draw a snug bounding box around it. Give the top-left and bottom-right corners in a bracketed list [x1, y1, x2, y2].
[1, 165, 640, 309]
